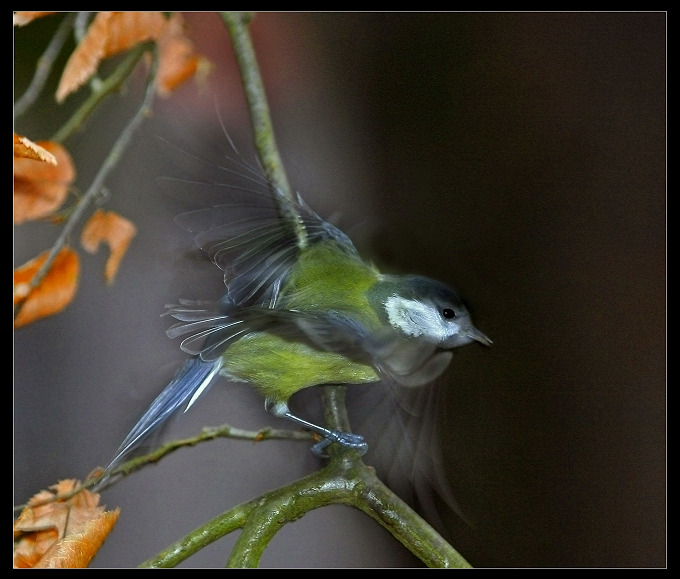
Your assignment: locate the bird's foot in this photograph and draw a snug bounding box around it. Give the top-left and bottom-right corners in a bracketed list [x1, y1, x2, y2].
[311, 429, 367, 457]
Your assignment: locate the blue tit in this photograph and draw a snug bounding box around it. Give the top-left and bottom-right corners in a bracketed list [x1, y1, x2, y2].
[102, 174, 491, 478]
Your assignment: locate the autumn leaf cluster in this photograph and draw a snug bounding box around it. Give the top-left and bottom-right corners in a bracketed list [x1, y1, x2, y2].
[14, 480, 120, 569]
[13, 12, 208, 329]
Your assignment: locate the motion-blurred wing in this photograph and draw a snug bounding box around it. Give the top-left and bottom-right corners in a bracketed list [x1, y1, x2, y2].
[344, 376, 471, 531]
[174, 192, 358, 309]
[223, 307, 455, 390]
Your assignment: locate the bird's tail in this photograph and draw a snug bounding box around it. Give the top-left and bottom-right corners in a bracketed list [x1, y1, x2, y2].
[96, 357, 220, 488]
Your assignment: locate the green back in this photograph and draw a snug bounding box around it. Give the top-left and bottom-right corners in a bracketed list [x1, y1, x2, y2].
[221, 240, 384, 400]
[281, 240, 382, 326]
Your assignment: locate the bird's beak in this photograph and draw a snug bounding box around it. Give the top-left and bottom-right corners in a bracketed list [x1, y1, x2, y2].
[468, 326, 492, 346]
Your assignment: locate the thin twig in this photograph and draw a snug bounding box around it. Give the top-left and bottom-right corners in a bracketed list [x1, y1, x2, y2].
[13, 422, 313, 513]
[95, 423, 314, 490]
[14, 12, 77, 118]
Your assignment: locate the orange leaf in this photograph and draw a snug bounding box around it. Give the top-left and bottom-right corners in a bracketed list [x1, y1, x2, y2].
[14, 479, 120, 569]
[55, 12, 112, 103]
[56, 11, 167, 102]
[13, 11, 56, 26]
[102, 11, 167, 56]
[14, 247, 80, 328]
[156, 12, 207, 96]
[14, 140, 76, 224]
[81, 209, 137, 283]
[34, 510, 120, 568]
[13, 134, 57, 164]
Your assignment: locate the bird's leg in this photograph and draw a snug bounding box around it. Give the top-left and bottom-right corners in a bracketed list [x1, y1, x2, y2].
[265, 400, 367, 457]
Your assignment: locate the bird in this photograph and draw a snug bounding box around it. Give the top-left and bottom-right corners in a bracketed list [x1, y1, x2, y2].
[99, 147, 491, 494]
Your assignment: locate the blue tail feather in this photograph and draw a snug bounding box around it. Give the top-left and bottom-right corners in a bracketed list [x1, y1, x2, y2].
[104, 357, 220, 474]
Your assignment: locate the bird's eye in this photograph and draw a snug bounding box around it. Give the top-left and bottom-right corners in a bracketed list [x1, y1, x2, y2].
[442, 308, 456, 319]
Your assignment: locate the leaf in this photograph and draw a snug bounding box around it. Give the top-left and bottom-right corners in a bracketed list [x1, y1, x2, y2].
[13, 140, 76, 224]
[156, 12, 209, 96]
[80, 209, 137, 283]
[56, 12, 206, 102]
[13, 479, 120, 569]
[33, 510, 120, 569]
[14, 247, 80, 328]
[13, 134, 57, 164]
[56, 11, 167, 102]
[13, 11, 56, 26]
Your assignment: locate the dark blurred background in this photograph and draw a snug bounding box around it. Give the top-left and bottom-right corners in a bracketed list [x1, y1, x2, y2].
[14, 12, 666, 567]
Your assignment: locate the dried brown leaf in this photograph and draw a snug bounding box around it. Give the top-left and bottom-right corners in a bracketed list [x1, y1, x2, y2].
[103, 11, 166, 55]
[13, 134, 57, 164]
[34, 510, 120, 568]
[55, 12, 113, 103]
[56, 11, 167, 102]
[156, 12, 207, 96]
[14, 479, 119, 569]
[13, 247, 80, 328]
[13, 11, 56, 26]
[13, 140, 75, 224]
[81, 209, 137, 283]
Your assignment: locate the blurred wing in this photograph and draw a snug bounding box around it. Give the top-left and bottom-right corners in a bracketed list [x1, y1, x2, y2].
[264, 308, 376, 362]
[233, 304, 471, 528]
[274, 309, 455, 388]
[345, 377, 471, 531]
[366, 328, 453, 387]
[174, 191, 358, 309]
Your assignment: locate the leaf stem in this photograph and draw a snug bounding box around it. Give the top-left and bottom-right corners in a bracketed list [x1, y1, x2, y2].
[51, 42, 150, 144]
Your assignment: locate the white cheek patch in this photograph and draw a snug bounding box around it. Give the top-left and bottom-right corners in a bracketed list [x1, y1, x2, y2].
[384, 295, 448, 340]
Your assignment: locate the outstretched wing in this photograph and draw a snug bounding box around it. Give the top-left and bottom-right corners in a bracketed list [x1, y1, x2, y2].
[173, 191, 358, 310]
[343, 375, 473, 531]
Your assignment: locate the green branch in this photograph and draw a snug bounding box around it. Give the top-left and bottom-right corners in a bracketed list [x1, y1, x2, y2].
[140, 454, 471, 568]
[220, 11, 309, 250]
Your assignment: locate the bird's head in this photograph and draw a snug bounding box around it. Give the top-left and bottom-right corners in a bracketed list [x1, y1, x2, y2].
[369, 275, 491, 349]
